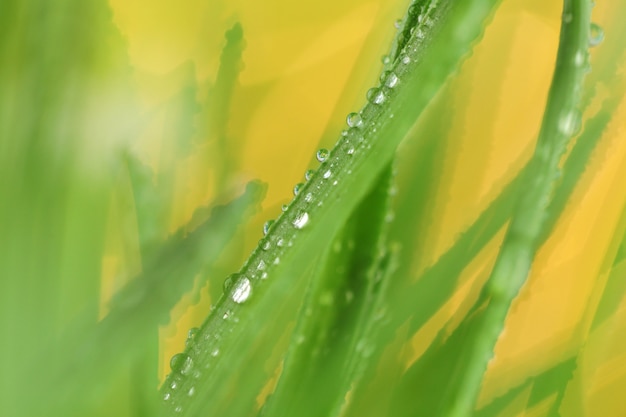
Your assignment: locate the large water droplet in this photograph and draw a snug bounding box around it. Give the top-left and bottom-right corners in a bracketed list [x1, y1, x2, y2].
[170, 353, 193, 375]
[263, 220, 274, 236]
[292, 211, 310, 229]
[366, 88, 385, 105]
[316, 148, 329, 162]
[346, 112, 363, 128]
[589, 23, 604, 47]
[231, 277, 252, 304]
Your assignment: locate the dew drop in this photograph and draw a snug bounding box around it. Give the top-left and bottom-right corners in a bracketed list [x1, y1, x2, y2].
[261, 271, 268, 280]
[394, 19, 402, 29]
[305, 192, 313, 203]
[175, 406, 183, 413]
[316, 148, 329, 162]
[293, 182, 303, 196]
[223, 273, 238, 293]
[231, 278, 252, 304]
[277, 238, 284, 247]
[347, 146, 355, 155]
[188, 387, 195, 397]
[211, 348, 220, 357]
[263, 220, 274, 236]
[384, 72, 399, 88]
[589, 23, 604, 47]
[273, 257, 280, 265]
[281, 204, 288, 212]
[164, 392, 171, 401]
[366, 88, 385, 105]
[257, 260, 266, 271]
[346, 112, 363, 128]
[170, 353, 193, 375]
[381, 55, 390, 65]
[292, 211, 310, 229]
[401, 55, 411, 65]
[305, 169, 315, 181]
[170, 380, 178, 390]
[261, 239, 271, 251]
[323, 170, 332, 179]
[574, 50, 586, 66]
[558, 110, 581, 136]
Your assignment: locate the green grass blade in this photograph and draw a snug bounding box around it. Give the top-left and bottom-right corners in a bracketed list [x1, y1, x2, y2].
[158, 1, 504, 416]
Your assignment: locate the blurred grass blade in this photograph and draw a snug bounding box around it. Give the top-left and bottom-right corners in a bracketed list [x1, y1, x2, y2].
[26, 182, 265, 417]
[260, 164, 394, 417]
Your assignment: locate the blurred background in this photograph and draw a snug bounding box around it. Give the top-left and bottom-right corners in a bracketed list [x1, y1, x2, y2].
[0, 0, 624, 416]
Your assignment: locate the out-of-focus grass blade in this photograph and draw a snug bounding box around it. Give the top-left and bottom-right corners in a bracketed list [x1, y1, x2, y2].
[158, 2, 504, 416]
[199, 22, 246, 194]
[23, 182, 264, 417]
[259, 165, 394, 417]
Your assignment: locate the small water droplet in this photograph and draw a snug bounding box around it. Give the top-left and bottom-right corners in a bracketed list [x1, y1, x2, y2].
[281, 204, 289, 212]
[257, 260, 266, 271]
[305, 169, 315, 181]
[223, 310, 231, 320]
[381, 55, 390, 65]
[273, 257, 280, 265]
[347, 146, 355, 155]
[574, 50, 586, 66]
[277, 238, 284, 247]
[558, 110, 581, 136]
[263, 220, 274, 235]
[401, 55, 411, 65]
[305, 192, 313, 203]
[223, 273, 238, 293]
[170, 380, 178, 390]
[175, 406, 183, 413]
[164, 392, 171, 401]
[261, 239, 271, 251]
[394, 19, 402, 29]
[316, 148, 329, 162]
[346, 112, 363, 128]
[170, 353, 193, 375]
[333, 180, 338, 186]
[261, 272, 268, 279]
[211, 348, 220, 357]
[293, 182, 303, 196]
[589, 23, 604, 47]
[232, 278, 252, 304]
[384, 72, 399, 88]
[186, 387, 195, 397]
[323, 170, 332, 179]
[292, 211, 309, 229]
[366, 88, 385, 105]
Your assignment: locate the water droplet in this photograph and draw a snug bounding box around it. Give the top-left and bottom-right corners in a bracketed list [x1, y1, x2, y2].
[562, 12, 572, 23]
[316, 148, 329, 162]
[401, 55, 411, 65]
[333, 180, 338, 186]
[222, 310, 231, 320]
[558, 110, 581, 136]
[164, 392, 171, 401]
[292, 211, 309, 229]
[170, 380, 178, 390]
[273, 257, 280, 265]
[223, 273, 238, 293]
[346, 112, 363, 128]
[384, 72, 399, 88]
[305, 192, 313, 202]
[305, 169, 315, 181]
[574, 50, 586, 66]
[188, 387, 195, 397]
[257, 260, 266, 270]
[293, 182, 303, 196]
[211, 348, 220, 357]
[323, 170, 332, 179]
[347, 146, 355, 155]
[188, 327, 199, 340]
[261, 239, 271, 251]
[232, 277, 252, 304]
[263, 220, 274, 235]
[366, 88, 385, 105]
[589, 23, 604, 47]
[394, 19, 402, 29]
[170, 353, 193, 375]
[381, 55, 390, 65]
[281, 204, 288, 212]
[277, 238, 284, 247]
[261, 272, 268, 279]
[175, 406, 183, 413]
